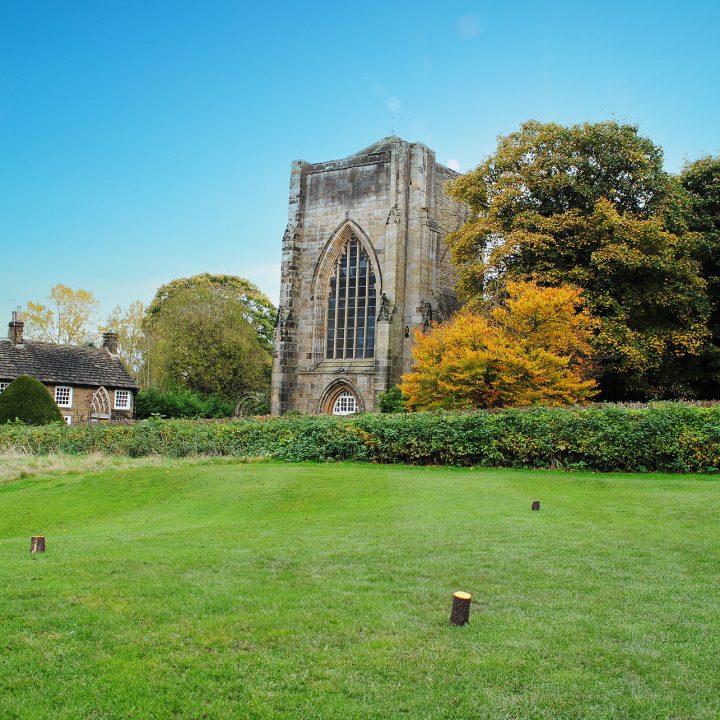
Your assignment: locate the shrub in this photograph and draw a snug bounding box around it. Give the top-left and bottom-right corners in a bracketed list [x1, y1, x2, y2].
[135, 387, 234, 419]
[378, 386, 407, 413]
[3, 402, 720, 472]
[0, 375, 64, 425]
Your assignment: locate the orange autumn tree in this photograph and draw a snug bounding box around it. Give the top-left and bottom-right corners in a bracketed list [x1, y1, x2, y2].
[399, 281, 598, 410]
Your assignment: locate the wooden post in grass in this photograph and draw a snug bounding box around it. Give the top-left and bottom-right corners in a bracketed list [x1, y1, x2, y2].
[450, 591, 471, 625]
[30, 536, 45, 553]
[532, 500, 540, 511]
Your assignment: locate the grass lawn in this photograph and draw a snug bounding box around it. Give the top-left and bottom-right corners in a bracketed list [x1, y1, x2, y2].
[1, 460, 719, 719]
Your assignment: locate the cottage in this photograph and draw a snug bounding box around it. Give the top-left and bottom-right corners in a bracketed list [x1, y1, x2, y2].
[0, 311, 138, 424]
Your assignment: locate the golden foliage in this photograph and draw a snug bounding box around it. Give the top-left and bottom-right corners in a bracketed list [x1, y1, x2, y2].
[24, 284, 99, 345]
[400, 281, 597, 410]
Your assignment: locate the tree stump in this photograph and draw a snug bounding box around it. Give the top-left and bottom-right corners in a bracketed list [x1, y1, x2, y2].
[531, 500, 540, 511]
[450, 591, 471, 625]
[30, 536, 45, 553]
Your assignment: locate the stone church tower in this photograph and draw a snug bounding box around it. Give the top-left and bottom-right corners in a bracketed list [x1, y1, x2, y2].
[271, 136, 469, 415]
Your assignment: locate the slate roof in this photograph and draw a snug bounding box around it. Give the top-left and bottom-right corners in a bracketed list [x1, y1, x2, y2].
[0, 340, 138, 390]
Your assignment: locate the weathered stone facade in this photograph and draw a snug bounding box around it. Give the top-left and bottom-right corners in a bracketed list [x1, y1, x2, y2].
[271, 136, 469, 415]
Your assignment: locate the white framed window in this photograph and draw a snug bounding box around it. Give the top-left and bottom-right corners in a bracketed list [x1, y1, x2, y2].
[55, 386, 73, 408]
[114, 390, 132, 410]
[0, 382, 8, 394]
[332, 391, 358, 416]
[64, 415, 72, 425]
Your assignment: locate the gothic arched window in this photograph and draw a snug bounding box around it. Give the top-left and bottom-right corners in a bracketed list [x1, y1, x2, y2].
[91, 386, 111, 420]
[332, 391, 358, 415]
[326, 235, 376, 359]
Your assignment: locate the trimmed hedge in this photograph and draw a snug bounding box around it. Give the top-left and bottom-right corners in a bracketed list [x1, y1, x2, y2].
[2, 403, 720, 472]
[0, 375, 64, 425]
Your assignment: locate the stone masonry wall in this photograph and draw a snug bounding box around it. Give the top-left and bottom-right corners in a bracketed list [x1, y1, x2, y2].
[271, 137, 469, 415]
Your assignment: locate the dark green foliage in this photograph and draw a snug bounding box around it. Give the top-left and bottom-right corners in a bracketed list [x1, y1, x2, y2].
[681, 156, 720, 396]
[449, 120, 710, 400]
[0, 375, 64, 425]
[378, 386, 407, 413]
[135, 387, 234, 419]
[4, 403, 720, 472]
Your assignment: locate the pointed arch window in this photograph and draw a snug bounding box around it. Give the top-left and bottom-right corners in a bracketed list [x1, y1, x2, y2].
[91, 386, 111, 420]
[326, 235, 377, 359]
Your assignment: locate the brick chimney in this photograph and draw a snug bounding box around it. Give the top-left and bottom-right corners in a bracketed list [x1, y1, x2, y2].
[102, 331, 119, 354]
[8, 308, 24, 346]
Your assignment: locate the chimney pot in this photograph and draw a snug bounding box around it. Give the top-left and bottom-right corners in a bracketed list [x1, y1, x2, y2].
[9, 307, 24, 346]
[102, 331, 119, 354]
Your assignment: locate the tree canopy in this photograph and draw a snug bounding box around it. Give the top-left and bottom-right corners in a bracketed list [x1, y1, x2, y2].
[400, 281, 597, 410]
[100, 301, 147, 385]
[144, 283, 271, 402]
[448, 120, 709, 399]
[145, 274, 275, 349]
[681, 156, 720, 396]
[24, 284, 99, 345]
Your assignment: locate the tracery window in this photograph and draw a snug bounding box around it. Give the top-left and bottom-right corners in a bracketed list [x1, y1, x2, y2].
[326, 235, 376, 359]
[91, 386, 111, 419]
[332, 391, 358, 416]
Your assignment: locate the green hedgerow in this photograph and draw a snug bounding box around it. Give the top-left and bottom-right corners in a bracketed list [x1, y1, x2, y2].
[0, 375, 64, 425]
[3, 402, 720, 472]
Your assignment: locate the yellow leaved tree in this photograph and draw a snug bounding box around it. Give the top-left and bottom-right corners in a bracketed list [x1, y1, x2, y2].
[399, 281, 598, 410]
[24, 284, 99, 345]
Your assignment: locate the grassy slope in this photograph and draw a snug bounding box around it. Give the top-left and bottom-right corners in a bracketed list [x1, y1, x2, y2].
[0, 461, 718, 719]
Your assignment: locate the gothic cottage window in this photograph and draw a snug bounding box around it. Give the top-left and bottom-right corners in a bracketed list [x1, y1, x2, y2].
[326, 235, 376, 359]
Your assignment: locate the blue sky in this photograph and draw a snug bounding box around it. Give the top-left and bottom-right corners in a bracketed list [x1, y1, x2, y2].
[1, 0, 719, 323]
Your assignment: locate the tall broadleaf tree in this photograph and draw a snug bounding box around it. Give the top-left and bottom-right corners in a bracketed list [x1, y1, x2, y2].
[145, 274, 275, 350]
[143, 281, 273, 402]
[100, 301, 147, 385]
[681, 156, 720, 396]
[448, 120, 709, 400]
[24, 284, 99, 345]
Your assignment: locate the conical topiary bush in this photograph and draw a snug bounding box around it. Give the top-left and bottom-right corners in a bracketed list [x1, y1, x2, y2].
[0, 375, 65, 425]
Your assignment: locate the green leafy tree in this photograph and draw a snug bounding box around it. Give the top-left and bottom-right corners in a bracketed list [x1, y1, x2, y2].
[681, 156, 720, 395]
[145, 274, 275, 349]
[0, 375, 64, 425]
[378, 386, 408, 413]
[449, 120, 709, 399]
[144, 284, 271, 402]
